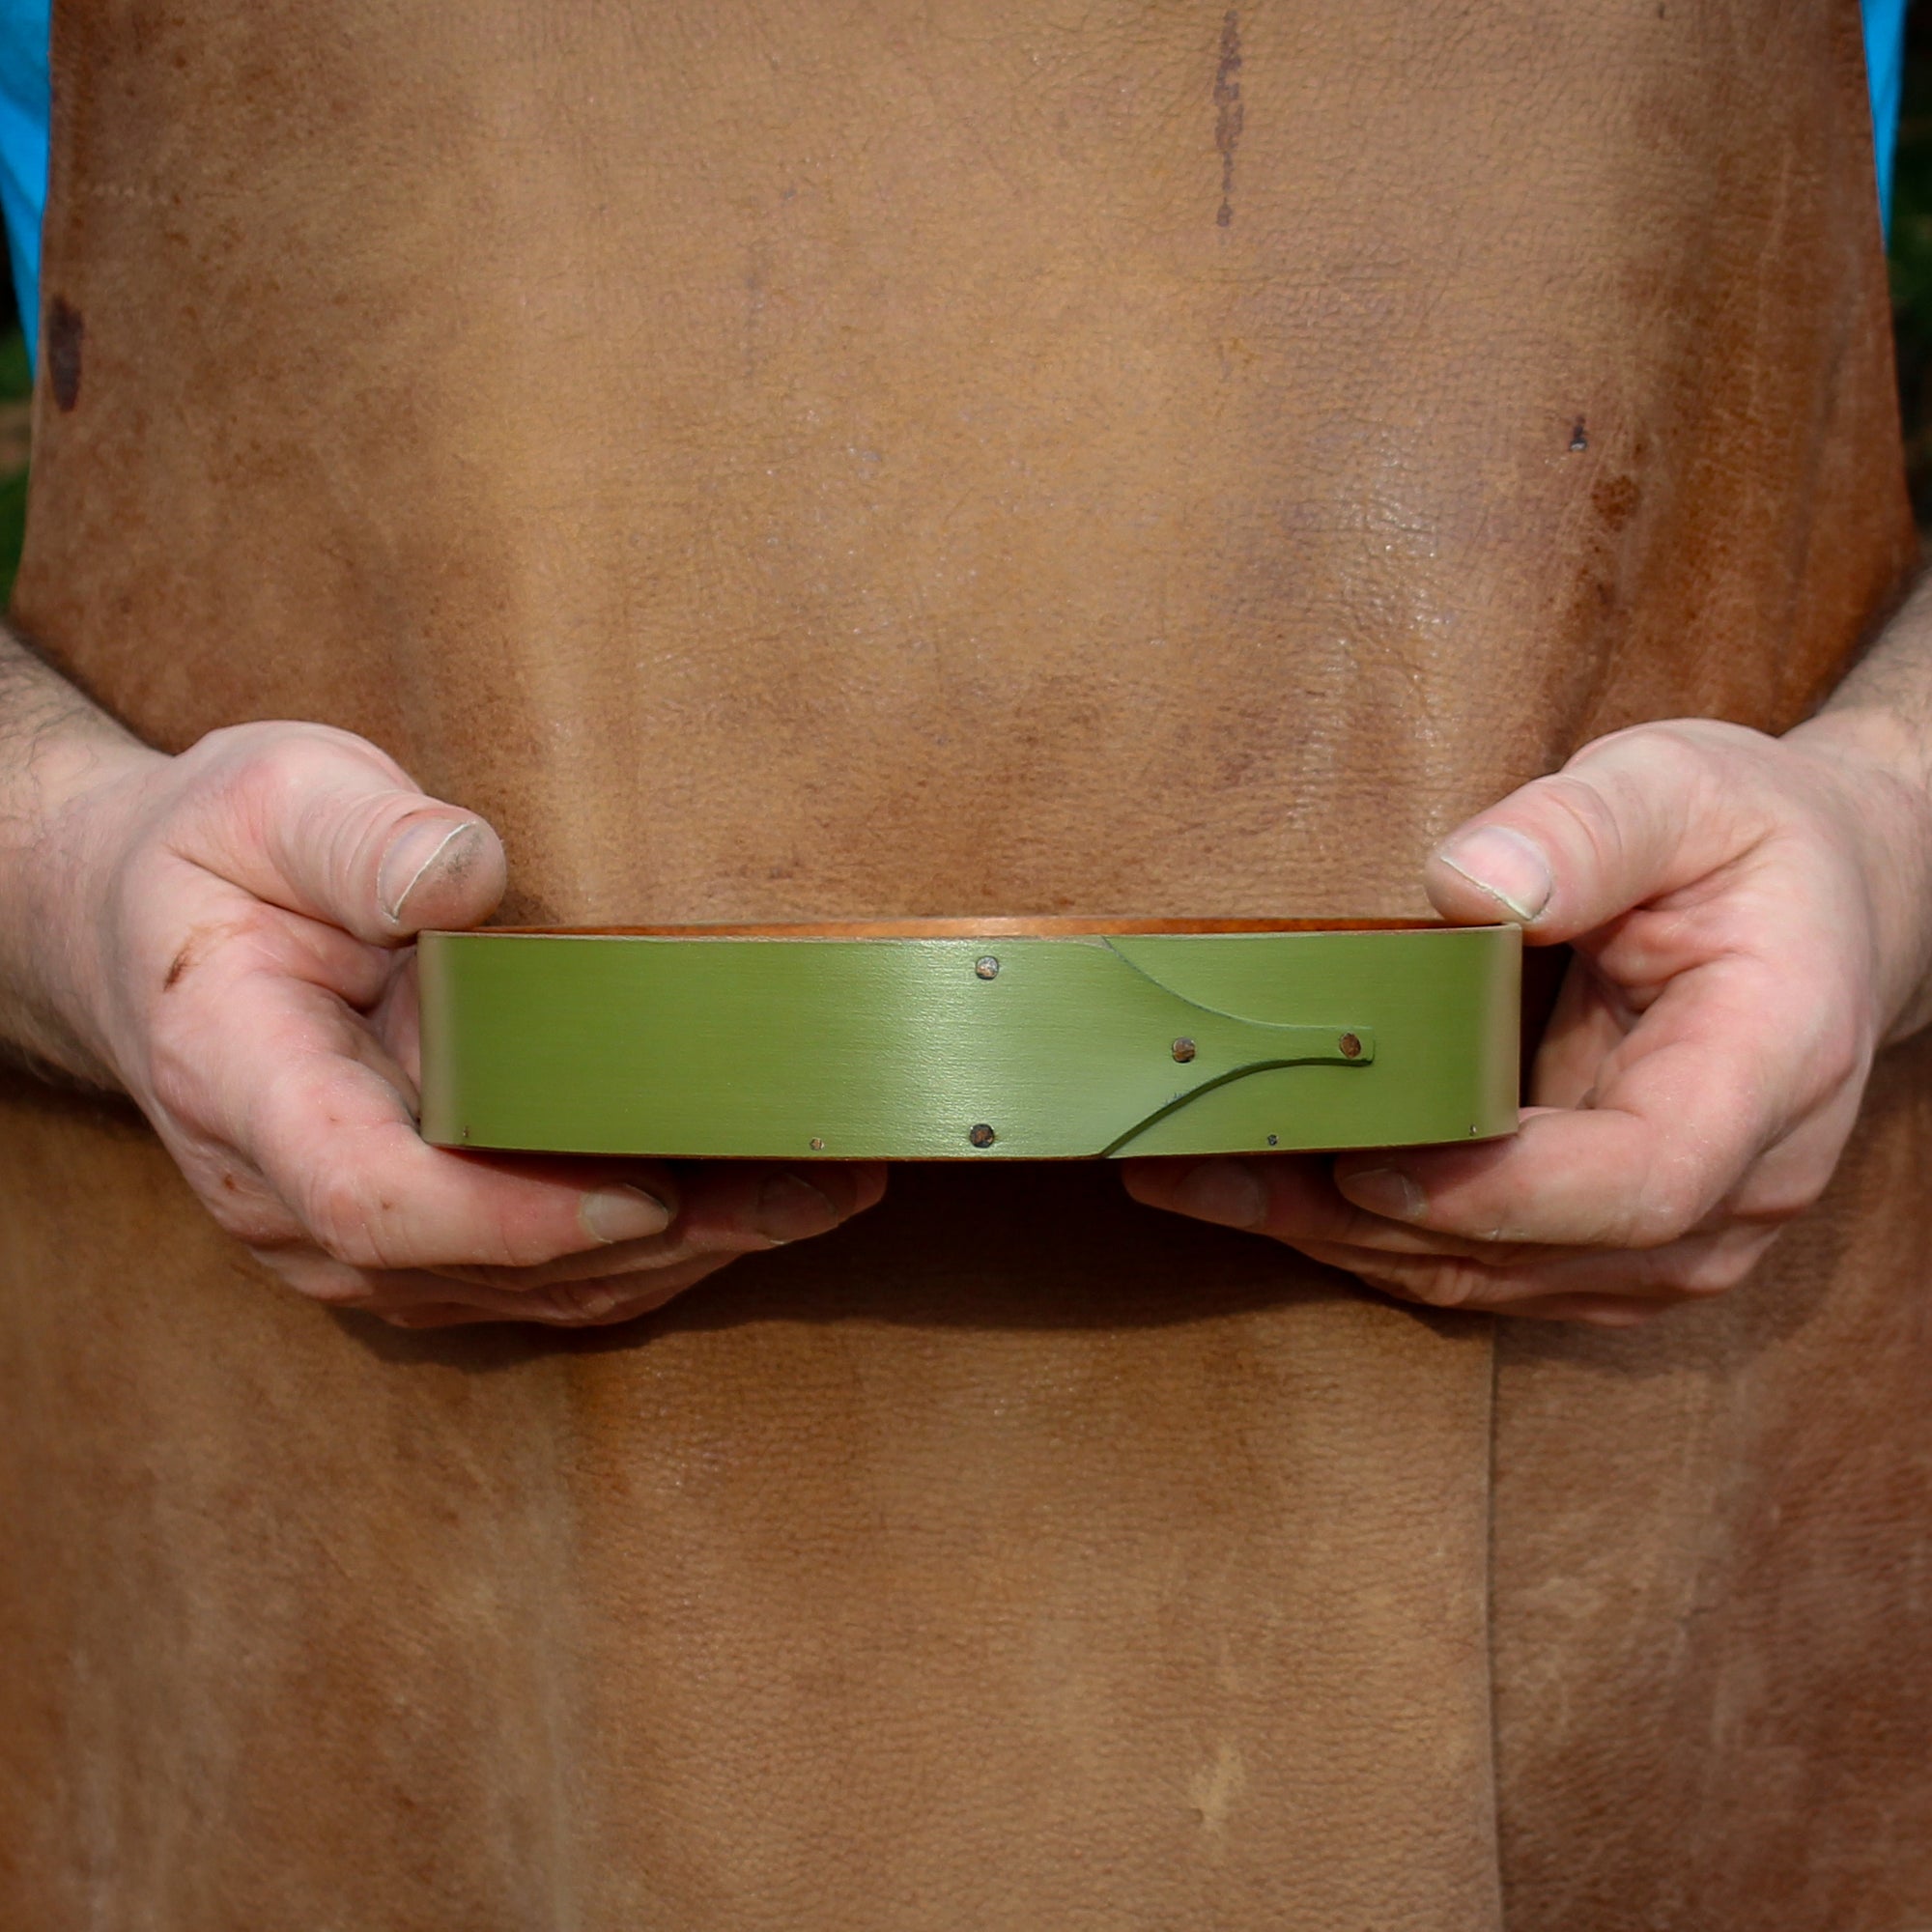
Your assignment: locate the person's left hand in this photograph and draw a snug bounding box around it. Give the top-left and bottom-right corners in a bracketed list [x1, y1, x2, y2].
[1122, 714, 1932, 1325]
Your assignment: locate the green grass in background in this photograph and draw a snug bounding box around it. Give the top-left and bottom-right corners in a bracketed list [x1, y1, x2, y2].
[0, 469, 27, 608]
[0, 321, 29, 608]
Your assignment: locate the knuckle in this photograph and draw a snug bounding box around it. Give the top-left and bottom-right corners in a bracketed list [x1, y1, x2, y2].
[1554, 724, 1731, 860]
[378, 1305, 461, 1330]
[200, 726, 304, 798]
[1583, 719, 1731, 788]
[448, 1218, 573, 1273]
[242, 737, 339, 817]
[238, 1240, 369, 1305]
[1731, 1186, 1818, 1231]
[1361, 1258, 1483, 1310]
[543, 1281, 627, 1322]
[1613, 1159, 1712, 1248]
[1815, 1028, 1870, 1103]
[202, 1190, 291, 1248]
[197, 725, 390, 829]
[481, 1236, 557, 1273]
[147, 1038, 212, 1129]
[1553, 762, 1673, 874]
[185, 722, 274, 770]
[302, 1168, 403, 1270]
[1541, 770, 1627, 855]
[1663, 1236, 1776, 1299]
[1781, 1010, 1869, 1105]
[1621, 1198, 1691, 1250]
[1727, 1147, 1842, 1230]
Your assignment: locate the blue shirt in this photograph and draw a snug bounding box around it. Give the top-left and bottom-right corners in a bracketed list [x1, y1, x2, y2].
[0, 3, 1909, 368]
[1870, 0, 1909, 228]
[0, 0, 44, 363]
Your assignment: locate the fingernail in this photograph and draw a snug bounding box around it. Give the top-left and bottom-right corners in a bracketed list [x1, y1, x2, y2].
[552, 1283, 622, 1321]
[1338, 1166, 1427, 1222]
[1171, 1158, 1267, 1230]
[379, 818, 484, 926]
[580, 1183, 672, 1244]
[753, 1172, 840, 1242]
[1435, 825, 1552, 923]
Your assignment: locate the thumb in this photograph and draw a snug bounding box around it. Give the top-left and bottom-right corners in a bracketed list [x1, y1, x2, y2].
[363, 809, 508, 939]
[181, 728, 508, 943]
[1424, 724, 1750, 944]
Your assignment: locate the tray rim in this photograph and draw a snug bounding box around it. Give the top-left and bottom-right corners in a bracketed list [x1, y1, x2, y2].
[435, 916, 1496, 941]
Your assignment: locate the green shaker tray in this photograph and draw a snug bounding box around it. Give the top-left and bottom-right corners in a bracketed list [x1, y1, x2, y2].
[416, 918, 1520, 1161]
[415, 920, 1515, 1159]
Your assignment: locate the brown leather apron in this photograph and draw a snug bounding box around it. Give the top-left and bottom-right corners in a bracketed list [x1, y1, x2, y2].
[2, 3, 1924, 1925]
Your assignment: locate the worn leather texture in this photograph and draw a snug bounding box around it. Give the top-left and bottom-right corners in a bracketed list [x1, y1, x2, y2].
[0, 1, 1922, 1925]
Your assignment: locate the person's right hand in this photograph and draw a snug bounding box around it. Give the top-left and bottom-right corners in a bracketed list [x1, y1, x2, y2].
[21, 718, 885, 1328]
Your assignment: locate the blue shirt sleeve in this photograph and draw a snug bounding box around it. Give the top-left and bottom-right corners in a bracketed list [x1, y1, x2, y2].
[0, 0, 46, 366]
[1868, 0, 1909, 232]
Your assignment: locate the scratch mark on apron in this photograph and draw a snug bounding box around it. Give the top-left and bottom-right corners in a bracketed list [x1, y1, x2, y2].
[1215, 11, 1244, 228]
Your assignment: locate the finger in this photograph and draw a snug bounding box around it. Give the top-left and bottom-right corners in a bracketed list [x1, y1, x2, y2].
[1329, 951, 1833, 1249]
[370, 948, 425, 1083]
[673, 1158, 890, 1244]
[1291, 1220, 1780, 1314]
[426, 1160, 891, 1290]
[426, 1252, 740, 1323]
[175, 726, 507, 943]
[379, 1303, 513, 1329]
[325, 980, 424, 1112]
[1132, 967, 1844, 1269]
[1124, 1114, 1790, 1282]
[1524, 954, 1632, 1110]
[208, 974, 679, 1270]
[260, 1247, 742, 1325]
[533, 1257, 739, 1321]
[369, 1291, 703, 1337]
[1424, 721, 1767, 940]
[1121, 1152, 1562, 1264]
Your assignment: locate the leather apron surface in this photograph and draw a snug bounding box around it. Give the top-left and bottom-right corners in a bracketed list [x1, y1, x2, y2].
[2, 3, 1925, 1926]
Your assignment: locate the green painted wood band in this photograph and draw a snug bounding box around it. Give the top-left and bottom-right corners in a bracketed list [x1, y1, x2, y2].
[417, 923, 1520, 1160]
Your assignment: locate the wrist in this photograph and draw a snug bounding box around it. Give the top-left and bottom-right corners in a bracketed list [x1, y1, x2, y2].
[0, 697, 166, 1086]
[1784, 704, 1932, 1046]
